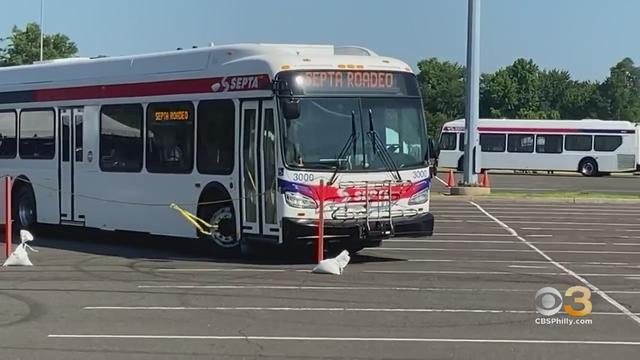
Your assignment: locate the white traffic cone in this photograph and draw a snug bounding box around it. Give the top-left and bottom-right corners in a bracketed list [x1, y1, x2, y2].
[3, 230, 37, 266]
[312, 250, 351, 275]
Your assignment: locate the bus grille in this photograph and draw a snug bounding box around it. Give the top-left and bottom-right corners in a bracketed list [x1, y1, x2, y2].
[617, 154, 636, 170]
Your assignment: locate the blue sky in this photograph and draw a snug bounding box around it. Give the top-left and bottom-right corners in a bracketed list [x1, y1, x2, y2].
[1, 0, 637, 81]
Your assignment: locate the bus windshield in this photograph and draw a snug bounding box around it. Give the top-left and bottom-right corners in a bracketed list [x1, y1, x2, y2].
[281, 97, 427, 171]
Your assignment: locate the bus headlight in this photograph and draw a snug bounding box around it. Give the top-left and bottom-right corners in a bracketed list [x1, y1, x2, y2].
[408, 188, 429, 205]
[285, 191, 317, 209]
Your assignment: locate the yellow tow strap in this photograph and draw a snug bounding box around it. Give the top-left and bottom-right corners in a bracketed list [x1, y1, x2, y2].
[170, 203, 215, 236]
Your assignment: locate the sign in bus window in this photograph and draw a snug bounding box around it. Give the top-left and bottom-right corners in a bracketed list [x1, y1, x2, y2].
[154, 110, 190, 122]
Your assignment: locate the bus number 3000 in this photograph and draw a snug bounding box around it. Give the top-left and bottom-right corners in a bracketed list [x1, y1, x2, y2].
[292, 173, 314, 182]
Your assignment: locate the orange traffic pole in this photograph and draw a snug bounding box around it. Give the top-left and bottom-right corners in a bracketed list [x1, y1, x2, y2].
[4, 176, 11, 259]
[316, 180, 325, 263]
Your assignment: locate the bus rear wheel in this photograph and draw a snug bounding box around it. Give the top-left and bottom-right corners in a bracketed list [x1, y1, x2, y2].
[579, 158, 599, 177]
[14, 186, 37, 230]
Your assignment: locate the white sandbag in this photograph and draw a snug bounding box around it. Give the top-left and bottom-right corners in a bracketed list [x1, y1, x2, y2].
[312, 250, 351, 275]
[20, 230, 34, 242]
[3, 230, 37, 267]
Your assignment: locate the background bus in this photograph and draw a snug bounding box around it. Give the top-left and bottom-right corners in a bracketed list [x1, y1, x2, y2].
[438, 118, 639, 176]
[0, 43, 435, 255]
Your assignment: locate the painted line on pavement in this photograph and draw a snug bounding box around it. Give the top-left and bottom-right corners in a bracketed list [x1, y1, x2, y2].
[470, 201, 640, 326]
[372, 247, 640, 254]
[45, 335, 640, 345]
[364, 270, 640, 277]
[134, 284, 640, 296]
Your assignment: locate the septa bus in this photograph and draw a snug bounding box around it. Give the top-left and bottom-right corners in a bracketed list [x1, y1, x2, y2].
[0, 43, 436, 254]
[437, 118, 639, 176]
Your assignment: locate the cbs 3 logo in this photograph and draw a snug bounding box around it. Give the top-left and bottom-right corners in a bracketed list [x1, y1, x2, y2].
[535, 286, 592, 317]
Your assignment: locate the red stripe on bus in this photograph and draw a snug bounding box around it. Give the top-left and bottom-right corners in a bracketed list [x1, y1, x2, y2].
[32, 74, 271, 102]
[477, 127, 579, 133]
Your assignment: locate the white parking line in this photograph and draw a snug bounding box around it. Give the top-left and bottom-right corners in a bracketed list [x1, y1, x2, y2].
[434, 176, 449, 187]
[387, 240, 618, 246]
[45, 334, 640, 346]
[433, 233, 514, 237]
[81, 306, 634, 317]
[520, 221, 640, 227]
[137, 285, 533, 292]
[385, 239, 519, 244]
[83, 306, 534, 314]
[407, 259, 629, 266]
[436, 210, 640, 215]
[470, 201, 640, 326]
[522, 227, 640, 232]
[508, 265, 549, 269]
[157, 268, 286, 273]
[134, 284, 640, 295]
[372, 247, 640, 254]
[364, 270, 640, 277]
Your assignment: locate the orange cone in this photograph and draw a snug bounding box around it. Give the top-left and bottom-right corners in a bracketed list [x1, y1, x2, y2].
[478, 171, 485, 187]
[446, 169, 455, 188]
[480, 170, 490, 188]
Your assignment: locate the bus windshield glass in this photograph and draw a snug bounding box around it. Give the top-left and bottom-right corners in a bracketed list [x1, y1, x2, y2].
[281, 97, 427, 171]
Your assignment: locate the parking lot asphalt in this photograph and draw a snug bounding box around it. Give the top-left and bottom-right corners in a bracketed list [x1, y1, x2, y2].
[3, 198, 640, 359]
[434, 171, 640, 194]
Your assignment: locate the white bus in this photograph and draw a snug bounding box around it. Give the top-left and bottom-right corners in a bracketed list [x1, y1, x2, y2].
[438, 118, 639, 176]
[0, 43, 435, 254]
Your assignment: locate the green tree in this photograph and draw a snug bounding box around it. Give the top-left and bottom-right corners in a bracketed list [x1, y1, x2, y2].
[481, 58, 550, 118]
[599, 58, 640, 121]
[0, 22, 77, 66]
[416, 58, 466, 138]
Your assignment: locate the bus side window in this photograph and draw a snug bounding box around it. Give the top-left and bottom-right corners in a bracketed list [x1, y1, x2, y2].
[100, 104, 143, 172]
[0, 111, 17, 158]
[459, 133, 465, 151]
[536, 135, 563, 154]
[594, 135, 622, 152]
[197, 100, 235, 174]
[19, 109, 55, 159]
[439, 132, 457, 151]
[565, 135, 592, 151]
[479, 133, 505, 152]
[146, 102, 194, 174]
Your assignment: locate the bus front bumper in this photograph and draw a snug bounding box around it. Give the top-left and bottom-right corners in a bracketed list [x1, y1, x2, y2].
[282, 212, 434, 247]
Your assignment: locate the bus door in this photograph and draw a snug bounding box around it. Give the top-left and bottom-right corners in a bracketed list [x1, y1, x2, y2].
[59, 107, 84, 223]
[240, 100, 279, 240]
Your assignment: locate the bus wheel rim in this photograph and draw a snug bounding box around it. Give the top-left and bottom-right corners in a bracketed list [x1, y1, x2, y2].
[210, 207, 238, 248]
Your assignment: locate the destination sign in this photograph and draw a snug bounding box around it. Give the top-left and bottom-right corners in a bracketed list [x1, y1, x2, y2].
[278, 70, 419, 96]
[154, 110, 190, 122]
[301, 71, 395, 90]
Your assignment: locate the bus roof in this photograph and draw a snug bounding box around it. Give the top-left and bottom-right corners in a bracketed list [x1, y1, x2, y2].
[442, 118, 638, 131]
[0, 43, 414, 92]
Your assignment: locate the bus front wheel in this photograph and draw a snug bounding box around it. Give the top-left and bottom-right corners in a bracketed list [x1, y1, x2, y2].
[199, 203, 240, 253]
[579, 158, 599, 177]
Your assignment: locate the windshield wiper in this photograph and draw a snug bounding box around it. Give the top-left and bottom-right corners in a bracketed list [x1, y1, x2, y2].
[328, 111, 358, 186]
[367, 109, 402, 181]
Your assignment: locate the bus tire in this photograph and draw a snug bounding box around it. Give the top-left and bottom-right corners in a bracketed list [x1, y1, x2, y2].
[578, 158, 599, 177]
[457, 157, 464, 171]
[197, 184, 240, 254]
[13, 185, 37, 230]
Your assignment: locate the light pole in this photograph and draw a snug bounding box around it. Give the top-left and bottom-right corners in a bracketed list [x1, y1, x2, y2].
[463, 0, 481, 185]
[39, 0, 44, 62]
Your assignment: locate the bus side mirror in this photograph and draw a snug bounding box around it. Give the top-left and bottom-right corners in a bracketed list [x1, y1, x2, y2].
[427, 138, 440, 159]
[426, 138, 440, 178]
[281, 98, 301, 120]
